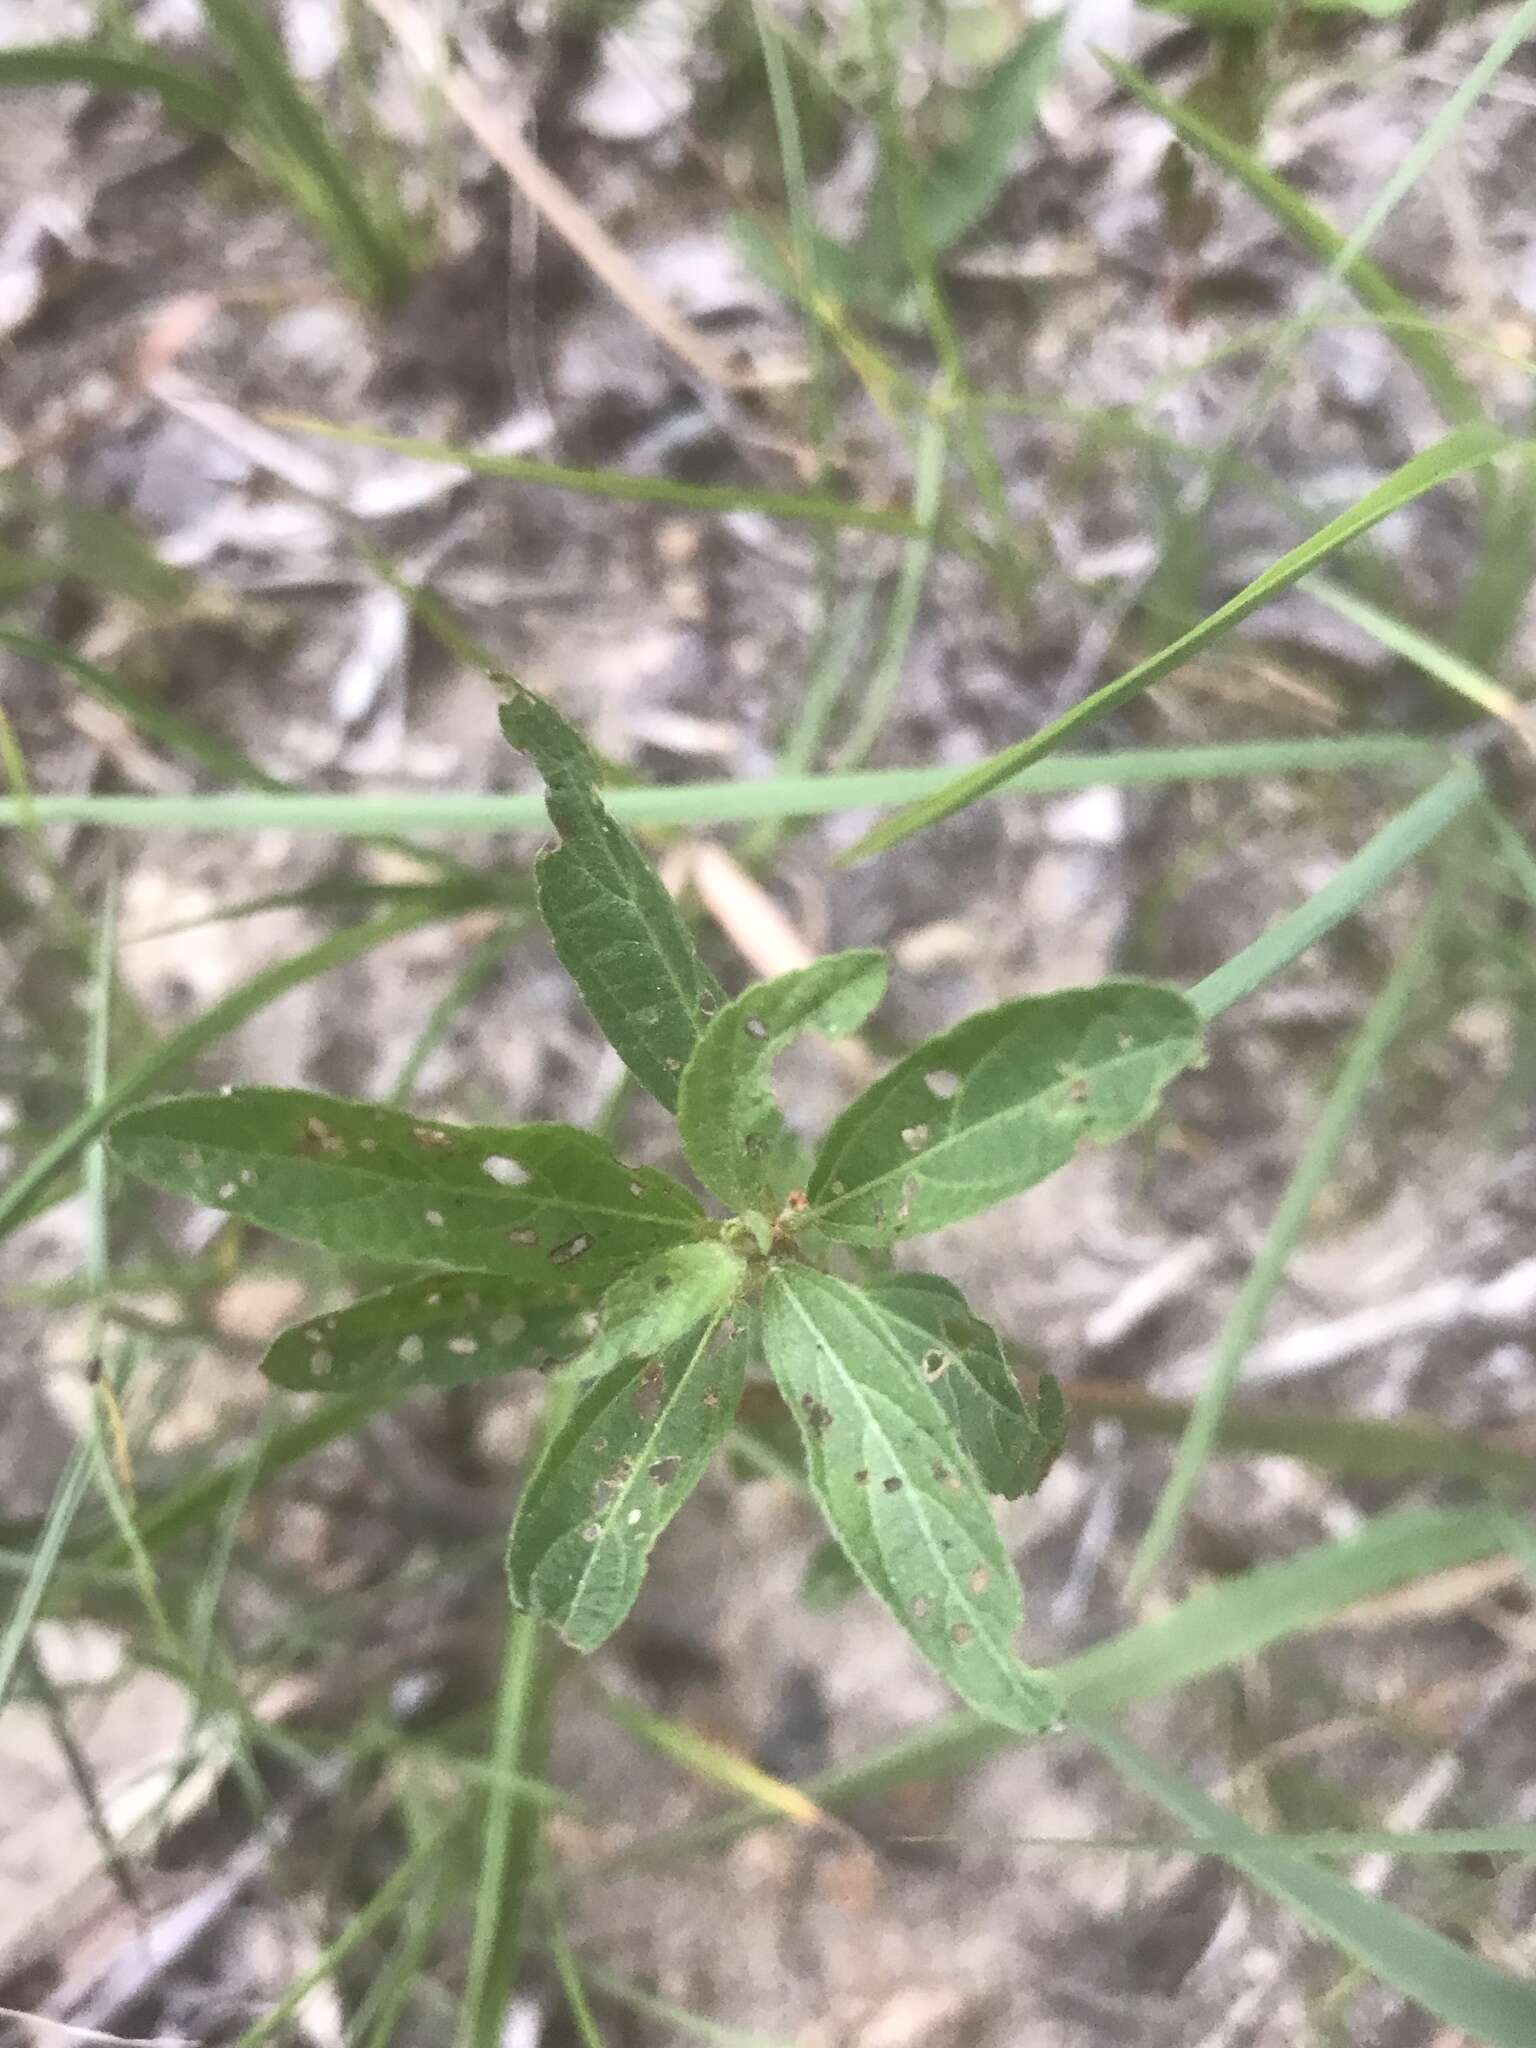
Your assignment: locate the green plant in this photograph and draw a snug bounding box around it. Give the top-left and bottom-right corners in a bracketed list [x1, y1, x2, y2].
[104, 678, 1208, 1730]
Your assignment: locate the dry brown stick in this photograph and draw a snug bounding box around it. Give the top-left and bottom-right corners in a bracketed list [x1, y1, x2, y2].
[361, 0, 779, 393]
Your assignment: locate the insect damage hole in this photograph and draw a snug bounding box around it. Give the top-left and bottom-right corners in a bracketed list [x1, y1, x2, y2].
[397, 1335, 425, 1366]
[447, 1336, 479, 1356]
[744, 1016, 769, 1041]
[921, 1349, 950, 1381]
[482, 1155, 529, 1186]
[900, 1123, 930, 1153]
[648, 1456, 680, 1485]
[423, 1209, 446, 1228]
[549, 1232, 594, 1264]
[924, 1069, 960, 1100]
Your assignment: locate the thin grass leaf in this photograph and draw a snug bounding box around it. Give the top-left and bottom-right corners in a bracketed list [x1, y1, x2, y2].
[507, 1317, 747, 1652]
[918, 15, 1065, 254]
[0, 733, 1449, 838]
[460, 1383, 572, 2048]
[0, 627, 286, 793]
[501, 683, 725, 1110]
[0, 482, 186, 609]
[267, 412, 927, 536]
[109, 1088, 706, 1292]
[846, 425, 1513, 858]
[762, 1265, 1060, 1735]
[0, 904, 444, 1245]
[200, 0, 414, 304]
[594, 1684, 834, 1833]
[0, 41, 239, 129]
[1092, 1725, 1536, 2046]
[677, 950, 887, 1214]
[1101, 54, 1481, 426]
[1130, 903, 1441, 1588]
[835, 391, 948, 767]
[806, 981, 1203, 1243]
[1306, 580, 1536, 756]
[1187, 764, 1483, 1022]
[262, 1278, 583, 1394]
[570, 1506, 1515, 1876]
[1067, 1380, 1536, 1487]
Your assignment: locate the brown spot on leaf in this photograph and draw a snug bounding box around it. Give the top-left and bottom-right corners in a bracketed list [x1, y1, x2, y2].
[968, 1565, 990, 1595]
[882, 1475, 903, 1494]
[634, 1361, 666, 1419]
[950, 1622, 973, 1647]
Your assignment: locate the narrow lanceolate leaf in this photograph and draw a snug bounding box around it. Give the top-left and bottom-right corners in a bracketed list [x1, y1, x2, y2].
[500, 685, 724, 1111]
[865, 1275, 1065, 1499]
[109, 1090, 704, 1296]
[806, 983, 1203, 1244]
[1093, 1727, 1536, 2048]
[677, 951, 888, 1214]
[555, 1242, 746, 1381]
[762, 1266, 1060, 1735]
[263, 1278, 583, 1394]
[847, 422, 1513, 858]
[507, 1317, 748, 1651]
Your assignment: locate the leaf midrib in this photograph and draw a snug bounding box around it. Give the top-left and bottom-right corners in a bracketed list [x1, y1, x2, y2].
[777, 1274, 1033, 1708]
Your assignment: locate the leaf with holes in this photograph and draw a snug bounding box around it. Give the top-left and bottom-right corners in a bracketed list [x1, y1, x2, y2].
[263, 1277, 584, 1394]
[500, 684, 724, 1110]
[761, 1265, 1060, 1734]
[865, 1274, 1066, 1499]
[507, 1316, 748, 1650]
[109, 1089, 705, 1295]
[806, 982, 1202, 1244]
[554, 1242, 747, 1382]
[677, 950, 887, 1215]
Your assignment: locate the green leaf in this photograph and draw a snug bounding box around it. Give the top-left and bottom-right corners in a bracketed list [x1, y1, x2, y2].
[499, 685, 725, 1112]
[918, 16, 1065, 255]
[864, 1274, 1065, 1498]
[262, 1277, 583, 1394]
[799, 1537, 863, 1612]
[806, 982, 1203, 1244]
[0, 41, 239, 130]
[507, 1317, 748, 1650]
[556, 1242, 747, 1381]
[845, 422, 1514, 858]
[761, 1265, 1060, 1735]
[1093, 1726, 1536, 2047]
[108, 1089, 705, 1295]
[677, 950, 888, 1214]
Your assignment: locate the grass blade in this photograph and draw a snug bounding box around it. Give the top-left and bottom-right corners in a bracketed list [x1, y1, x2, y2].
[1092, 1724, 1536, 2045]
[590, 1506, 1513, 1873]
[459, 1384, 574, 2048]
[1305, 580, 1536, 756]
[1100, 54, 1481, 427]
[1066, 1381, 1536, 1487]
[1130, 901, 1442, 1587]
[0, 903, 445, 1244]
[0, 41, 238, 129]
[264, 412, 927, 536]
[1187, 764, 1482, 1022]
[845, 425, 1513, 859]
[0, 734, 1449, 837]
[201, 0, 414, 304]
